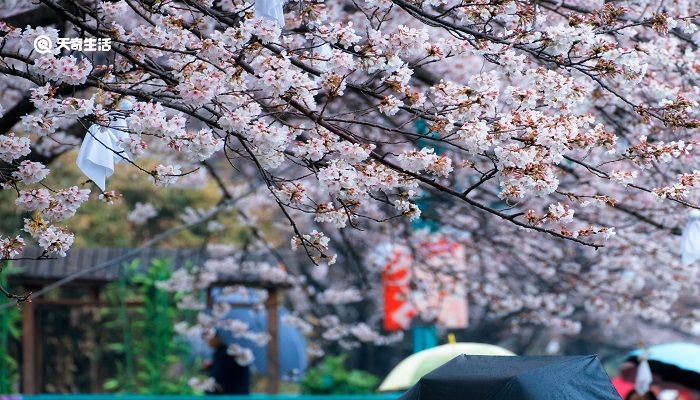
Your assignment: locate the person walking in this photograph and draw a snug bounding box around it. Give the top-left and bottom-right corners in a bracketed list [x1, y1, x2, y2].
[204, 329, 251, 395]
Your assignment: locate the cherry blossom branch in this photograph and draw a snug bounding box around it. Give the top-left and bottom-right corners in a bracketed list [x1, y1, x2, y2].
[0, 188, 256, 309]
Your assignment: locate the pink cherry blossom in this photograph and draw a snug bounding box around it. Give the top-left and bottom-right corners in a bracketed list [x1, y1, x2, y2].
[12, 160, 49, 184]
[0, 133, 31, 162]
[15, 188, 51, 211]
[127, 202, 158, 224]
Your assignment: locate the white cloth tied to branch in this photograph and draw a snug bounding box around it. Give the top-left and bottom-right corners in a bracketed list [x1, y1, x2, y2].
[680, 209, 700, 266]
[76, 99, 132, 191]
[254, 0, 285, 26]
[635, 357, 653, 395]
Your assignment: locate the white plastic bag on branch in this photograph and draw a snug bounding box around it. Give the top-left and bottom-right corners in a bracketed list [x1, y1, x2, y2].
[255, 0, 285, 27]
[680, 209, 700, 266]
[76, 99, 132, 191]
[634, 357, 653, 396]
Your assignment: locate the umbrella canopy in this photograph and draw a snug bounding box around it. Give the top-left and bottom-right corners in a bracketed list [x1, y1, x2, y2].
[628, 342, 700, 390]
[187, 308, 308, 380]
[379, 342, 515, 392]
[400, 354, 621, 400]
[189, 288, 308, 380]
[213, 307, 307, 380]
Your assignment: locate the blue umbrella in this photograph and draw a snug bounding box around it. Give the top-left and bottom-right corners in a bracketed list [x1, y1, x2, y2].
[628, 342, 700, 390]
[214, 289, 308, 380]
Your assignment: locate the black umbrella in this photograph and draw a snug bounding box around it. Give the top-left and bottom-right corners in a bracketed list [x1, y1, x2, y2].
[400, 354, 622, 400]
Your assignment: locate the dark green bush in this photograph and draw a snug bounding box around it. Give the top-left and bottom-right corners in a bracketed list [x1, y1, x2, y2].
[300, 354, 379, 394]
[0, 265, 21, 393]
[102, 258, 195, 394]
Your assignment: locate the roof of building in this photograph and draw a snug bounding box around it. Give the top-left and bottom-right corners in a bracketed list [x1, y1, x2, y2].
[8, 247, 292, 290]
[10, 247, 207, 284]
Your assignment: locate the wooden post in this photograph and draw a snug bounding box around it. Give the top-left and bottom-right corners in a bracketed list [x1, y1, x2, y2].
[90, 286, 101, 393]
[22, 298, 36, 394]
[265, 288, 280, 394]
[35, 303, 42, 393]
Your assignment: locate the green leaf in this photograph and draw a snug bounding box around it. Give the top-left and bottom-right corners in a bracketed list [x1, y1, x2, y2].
[107, 343, 125, 352]
[103, 379, 121, 390]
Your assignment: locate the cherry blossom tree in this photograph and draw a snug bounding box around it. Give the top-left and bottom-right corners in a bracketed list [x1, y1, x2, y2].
[2, 0, 700, 360]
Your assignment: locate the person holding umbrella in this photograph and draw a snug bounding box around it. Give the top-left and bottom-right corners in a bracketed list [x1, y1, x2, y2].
[203, 329, 251, 395]
[626, 391, 658, 400]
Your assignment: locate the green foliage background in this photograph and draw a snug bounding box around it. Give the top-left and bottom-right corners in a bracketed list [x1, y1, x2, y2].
[0, 265, 21, 393]
[300, 355, 379, 395]
[101, 258, 201, 394]
[0, 152, 245, 248]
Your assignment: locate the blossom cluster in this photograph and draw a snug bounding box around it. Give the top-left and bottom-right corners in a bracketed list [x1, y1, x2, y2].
[2, 0, 700, 351]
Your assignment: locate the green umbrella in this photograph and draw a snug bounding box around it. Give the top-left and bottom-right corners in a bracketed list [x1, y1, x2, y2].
[379, 341, 516, 392]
